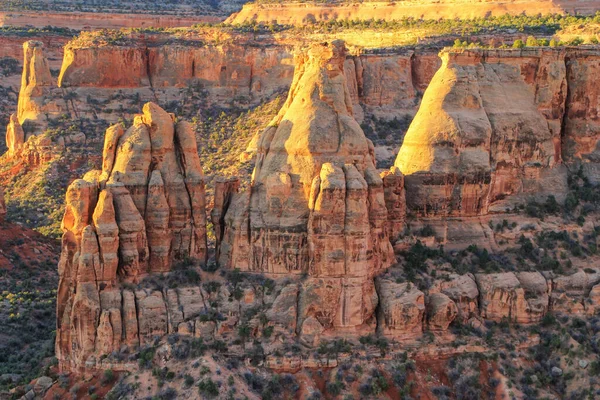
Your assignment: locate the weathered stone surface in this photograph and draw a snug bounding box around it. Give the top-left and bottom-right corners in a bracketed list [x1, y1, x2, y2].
[5, 114, 24, 158]
[376, 278, 425, 340]
[476, 271, 549, 324]
[266, 283, 298, 332]
[550, 268, 600, 314]
[426, 292, 458, 332]
[381, 166, 406, 242]
[432, 273, 479, 322]
[56, 103, 207, 372]
[215, 41, 394, 339]
[395, 48, 568, 217]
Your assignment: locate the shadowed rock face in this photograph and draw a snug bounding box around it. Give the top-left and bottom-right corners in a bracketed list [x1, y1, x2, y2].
[214, 40, 395, 337]
[55, 102, 207, 372]
[395, 48, 570, 217]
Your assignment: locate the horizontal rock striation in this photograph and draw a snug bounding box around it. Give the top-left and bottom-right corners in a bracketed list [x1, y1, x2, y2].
[395, 47, 600, 217]
[55, 102, 207, 372]
[376, 267, 600, 339]
[214, 40, 395, 338]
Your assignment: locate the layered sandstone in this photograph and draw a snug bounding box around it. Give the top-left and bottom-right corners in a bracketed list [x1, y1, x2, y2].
[5, 41, 65, 159]
[214, 40, 395, 337]
[227, 1, 597, 25]
[56, 102, 207, 372]
[395, 48, 572, 217]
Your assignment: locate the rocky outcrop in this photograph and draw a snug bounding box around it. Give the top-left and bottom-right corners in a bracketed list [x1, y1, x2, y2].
[5, 41, 66, 161]
[381, 166, 406, 242]
[376, 279, 425, 340]
[431, 273, 479, 323]
[395, 48, 569, 217]
[227, 1, 595, 25]
[549, 268, 600, 315]
[476, 271, 549, 324]
[16, 41, 57, 131]
[214, 40, 395, 338]
[55, 102, 207, 372]
[426, 292, 458, 332]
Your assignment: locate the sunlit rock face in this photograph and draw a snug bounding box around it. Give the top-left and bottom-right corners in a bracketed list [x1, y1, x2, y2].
[214, 40, 395, 337]
[55, 103, 207, 373]
[395, 48, 569, 217]
[5, 41, 67, 164]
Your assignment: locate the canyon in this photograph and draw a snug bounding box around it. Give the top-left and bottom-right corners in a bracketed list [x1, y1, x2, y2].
[2, 11, 600, 399]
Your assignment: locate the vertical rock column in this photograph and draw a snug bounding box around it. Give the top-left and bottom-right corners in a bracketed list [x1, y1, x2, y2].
[214, 40, 396, 341]
[56, 102, 208, 372]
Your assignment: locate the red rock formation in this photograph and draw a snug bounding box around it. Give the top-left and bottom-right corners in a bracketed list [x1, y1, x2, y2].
[56, 102, 207, 372]
[17, 41, 56, 129]
[215, 40, 395, 338]
[4, 41, 66, 162]
[395, 48, 570, 217]
[476, 271, 549, 324]
[376, 279, 425, 340]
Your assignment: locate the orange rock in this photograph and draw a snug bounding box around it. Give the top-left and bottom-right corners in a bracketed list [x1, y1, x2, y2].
[5, 114, 24, 158]
[56, 103, 207, 372]
[376, 279, 425, 340]
[426, 293, 458, 332]
[395, 48, 568, 217]
[215, 41, 394, 338]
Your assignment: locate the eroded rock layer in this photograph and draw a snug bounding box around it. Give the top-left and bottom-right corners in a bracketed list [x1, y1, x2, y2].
[214, 40, 395, 337]
[392, 47, 600, 217]
[56, 102, 207, 372]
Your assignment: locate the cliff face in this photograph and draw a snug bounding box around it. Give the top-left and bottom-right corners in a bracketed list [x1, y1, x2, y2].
[58, 42, 295, 100]
[226, 0, 599, 25]
[57, 40, 437, 119]
[55, 103, 207, 372]
[213, 41, 394, 338]
[394, 47, 600, 217]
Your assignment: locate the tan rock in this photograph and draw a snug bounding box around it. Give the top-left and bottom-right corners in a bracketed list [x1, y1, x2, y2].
[433, 274, 479, 322]
[381, 166, 406, 242]
[136, 290, 168, 345]
[376, 279, 424, 340]
[145, 170, 171, 273]
[426, 293, 458, 332]
[92, 190, 119, 284]
[18, 41, 54, 128]
[56, 103, 207, 372]
[266, 284, 298, 332]
[5, 114, 24, 158]
[550, 268, 600, 314]
[476, 271, 549, 323]
[215, 41, 393, 337]
[395, 48, 567, 217]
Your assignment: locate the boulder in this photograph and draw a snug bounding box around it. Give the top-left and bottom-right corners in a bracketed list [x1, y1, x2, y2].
[426, 292, 458, 332]
[376, 278, 424, 340]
